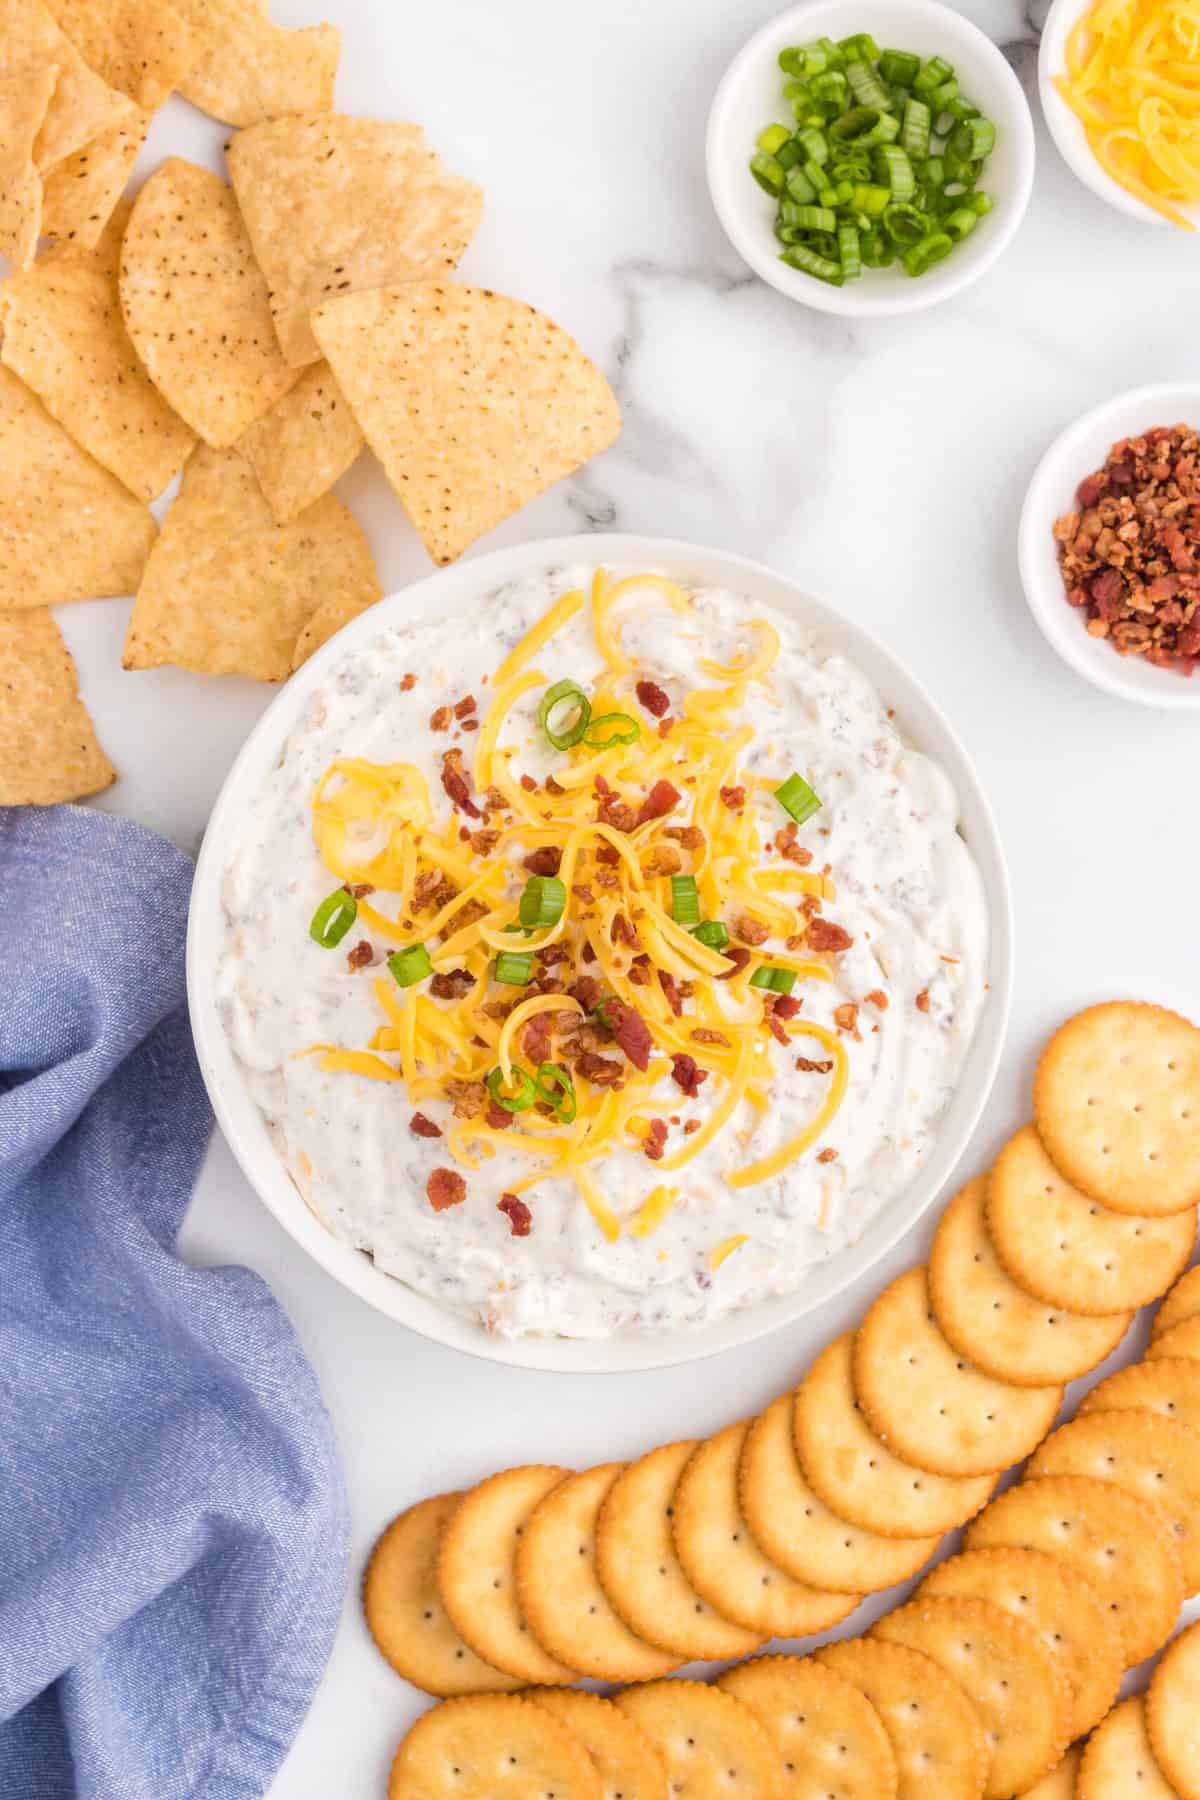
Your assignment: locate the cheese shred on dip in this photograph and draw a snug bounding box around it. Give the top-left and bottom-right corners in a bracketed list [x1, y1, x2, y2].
[217, 566, 988, 1340]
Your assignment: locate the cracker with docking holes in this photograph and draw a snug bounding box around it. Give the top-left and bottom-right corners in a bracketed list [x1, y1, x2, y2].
[594, 1441, 761, 1663]
[613, 1679, 786, 1800]
[436, 1466, 578, 1685]
[388, 1693, 601, 1800]
[964, 1472, 1185, 1666]
[364, 1494, 520, 1696]
[739, 1392, 939, 1594]
[917, 1546, 1121, 1741]
[1081, 1356, 1200, 1433]
[1022, 1747, 1082, 1800]
[1156, 1266, 1200, 1339]
[1147, 1619, 1200, 1800]
[718, 1655, 898, 1800]
[671, 1420, 862, 1639]
[525, 1691, 667, 1800]
[1078, 1696, 1178, 1800]
[929, 1175, 1130, 1386]
[793, 1336, 995, 1539]
[1150, 1316, 1200, 1363]
[1026, 1409, 1200, 1592]
[515, 1464, 680, 1683]
[987, 1125, 1195, 1314]
[1035, 1001, 1200, 1218]
[815, 1637, 988, 1800]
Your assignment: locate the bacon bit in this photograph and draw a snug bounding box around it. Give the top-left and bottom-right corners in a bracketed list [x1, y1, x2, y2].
[817, 1148, 839, 1164]
[666, 824, 704, 851]
[430, 969, 474, 1000]
[461, 719, 478, 731]
[610, 911, 638, 948]
[427, 1168, 466, 1211]
[413, 869, 457, 912]
[785, 934, 808, 952]
[683, 1118, 702, 1135]
[692, 1027, 730, 1047]
[833, 1003, 861, 1041]
[581, 942, 596, 964]
[719, 784, 747, 811]
[445, 1078, 487, 1119]
[643, 1118, 668, 1161]
[522, 1011, 555, 1065]
[774, 822, 813, 865]
[772, 994, 802, 1021]
[456, 899, 490, 932]
[469, 828, 499, 857]
[660, 971, 684, 1017]
[796, 1056, 834, 1074]
[604, 997, 653, 1070]
[486, 1099, 510, 1130]
[628, 957, 650, 987]
[410, 1112, 442, 1139]
[808, 918, 854, 952]
[764, 1010, 789, 1046]
[671, 1053, 708, 1098]
[636, 678, 670, 718]
[573, 883, 595, 905]
[597, 786, 639, 832]
[641, 845, 682, 877]
[544, 775, 565, 796]
[498, 1193, 532, 1237]
[440, 748, 481, 818]
[523, 846, 562, 876]
[577, 1051, 623, 1087]
[539, 942, 569, 967]
[520, 773, 538, 793]
[717, 946, 751, 981]
[400, 672, 417, 692]
[799, 894, 821, 918]
[430, 705, 453, 731]
[454, 695, 477, 719]
[915, 988, 931, 1013]
[594, 843, 620, 867]
[569, 976, 604, 1013]
[594, 870, 619, 891]
[635, 779, 680, 827]
[657, 717, 674, 738]
[734, 914, 770, 947]
[346, 939, 375, 970]
[865, 989, 888, 1010]
[344, 881, 376, 899]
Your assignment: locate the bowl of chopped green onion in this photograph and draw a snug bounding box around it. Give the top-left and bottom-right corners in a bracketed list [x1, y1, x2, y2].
[707, 0, 1035, 312]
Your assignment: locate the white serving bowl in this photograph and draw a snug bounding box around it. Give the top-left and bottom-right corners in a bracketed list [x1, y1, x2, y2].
[705, 0, 1035, 316]
[188, 534, 1013, 1373]
[1019, 381, 1200, 709]
[1039, 0, 1200, 230]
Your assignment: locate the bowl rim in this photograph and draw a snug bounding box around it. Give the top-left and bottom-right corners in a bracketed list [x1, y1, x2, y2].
[188, 531, 1014, 1374]
[704, 0, 1036, 318]
[1018, 380, 1200, 711]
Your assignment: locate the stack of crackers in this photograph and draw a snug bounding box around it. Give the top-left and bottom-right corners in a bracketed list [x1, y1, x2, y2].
[369, 1001, 1200, 1799]
[1, 0, 620, 806]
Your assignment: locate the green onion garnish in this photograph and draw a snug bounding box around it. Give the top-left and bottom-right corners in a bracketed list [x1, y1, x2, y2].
[487, 1065, 536, 1113]
[757, 123, 791, 155]
[837, 223, 862, 279]
[535, 1062, 577, 1124]
[750, 965, 798, 995]
[692, 920, 730, 952]
[494, 951, 534, 986]
[902, 231, 954, 275]
[879, 47, 920, 86]
[875, 143, 915, 199]
[944, 205, 979, 241]
[538, 679, 592, 751]
[775, 772, 822, 825]
[883, 200, 927, 243]
[845, 58, 890, 111]
[839, 32, 881, 63]
[953, 116, 996, 159]
[913, 54, 954, 97]
[584, 712, 641, 748]
[750, 151, 786, 195]
[518, 875, 566, 930]
[670, 875, 702, 928]
[901, 96, 931, 160]
[309, 887, 357, 949]
[780, 244, 843, 283]
[388, 943, 432, 988]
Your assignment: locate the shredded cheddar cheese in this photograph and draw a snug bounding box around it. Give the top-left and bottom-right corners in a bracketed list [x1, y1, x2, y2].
[708, 1233, 750, 1270]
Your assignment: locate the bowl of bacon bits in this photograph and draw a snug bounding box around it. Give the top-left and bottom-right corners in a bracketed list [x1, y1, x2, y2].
[1019, 381, 1200, 708]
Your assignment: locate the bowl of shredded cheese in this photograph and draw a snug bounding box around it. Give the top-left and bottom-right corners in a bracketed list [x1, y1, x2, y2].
[1040, 0, 1200, 230]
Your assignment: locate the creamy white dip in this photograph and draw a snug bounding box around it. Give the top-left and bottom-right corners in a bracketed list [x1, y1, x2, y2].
[217, 566, 988, 1340]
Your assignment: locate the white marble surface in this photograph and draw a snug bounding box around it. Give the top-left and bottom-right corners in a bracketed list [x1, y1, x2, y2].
[52, 0, 1200, 1791]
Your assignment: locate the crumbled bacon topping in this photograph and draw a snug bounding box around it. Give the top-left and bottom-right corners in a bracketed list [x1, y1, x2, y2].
[865, 989, 888, 1010]
[569, 975, 604, 1013]
[440, 748, 481, 818]
[636, 678, 670, 718]
[400, 672, 416, 691]
[603, 997, 653, 1070]
[643, 1118, 668, 1161]
[522, 1010, 555, 1065]
[817, 1147, 839, 1163]
[344, 881, 375, 899]
[520, 773, 538, 792]
[469, 828, 499, 857]
[431, 968, 474, 1000]
[833, 1003, 861, 1040]
[346, 939, 374, 970]
[796, 1055, 834, 1074]
[454, 695, 477, 719]
[734, 914, 770, 947]
[523, 846, 562, 876]
[486, 1099, 510, 1130]
[717, 946, 751, 981]
[427, 1168, 466, 1211]
[636, 779, 680, 827]
[577, 1051, 623, 1087]
[660, 971, 684, 1017]
[807, 918, 854, 952]
[413, 869, 457, 912]
[410, 1112, 442, 1139]
[915, 988, 931, 1013]
[670, 1053, 708, 1098]
[498, 1193, 532, 1237]
[774, 822, 812, 865]
[430, 705, 453, 731]
[719, 785, 746, 811]
[666, 824, 704, 851]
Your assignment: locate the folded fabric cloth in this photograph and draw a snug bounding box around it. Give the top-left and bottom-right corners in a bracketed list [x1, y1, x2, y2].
[0, 805, 349, 1800]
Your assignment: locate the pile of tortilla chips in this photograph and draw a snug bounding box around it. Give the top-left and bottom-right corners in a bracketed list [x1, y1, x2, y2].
[0, 0, 621, 809]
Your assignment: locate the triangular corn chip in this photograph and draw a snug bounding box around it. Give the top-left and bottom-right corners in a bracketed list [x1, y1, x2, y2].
[41, 106, 148, 251]
[123, 443, 381, 680]
[43, 0, 208, 111]
[227, 113, 481, 366]
[175, 0, 338, 128]
[311, 283, 621, 566]
[235, 361, 362, 524]
[119, 157, 300, 446]
[0, 609, 115, 804]
[292, 584, 379, 670]
[0, 63, 57, 270]
[0, 363, 155, 607]
[0, 0, 132, 171]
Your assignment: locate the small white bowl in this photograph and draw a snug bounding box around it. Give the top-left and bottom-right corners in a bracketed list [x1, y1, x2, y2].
[1019, 381, 1200, 709]
[706, 0, 1035, 316]
[1039, 0, 1200, 230]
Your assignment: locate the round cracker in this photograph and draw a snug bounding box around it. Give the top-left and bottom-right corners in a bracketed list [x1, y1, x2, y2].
[929, 1175, 1130, 1386]
[364, 1494, 521, 1697]
[1156, 1266, 1200, 1339]
[740, 1392, 939, 1594]
[793, 1336, 995, 1539]
[917, 1545, 1121, 1740]
[871, 1594, 1072, 1798]
[515, 1464, 680, 1683]
[437, 1466, 578, 1684]
[964, 1472, 1185, 1666]
[1148, 1620, 1200, 1800]
[388, 1694, 602, 1800]
[718, 1655, 898, 1800]
[1022, 1747, 1082, 1799]
[594, 1441, 761, 1663]
[1081, 1356, 1200, 1434]
[987, 1124, 1195, 1314]
[1078, 1696, 1178, 1800]
[526, 1691, 667, 1800]
[1150, 1316, 1200, 1364]
[854, 1267, 1062, 1477]
[613, 1679, 787, 1799]
[815, 1637, 988, 1800]
[1027, 1409, 1200, 1591]
[1034, 1001, 1200, 1217]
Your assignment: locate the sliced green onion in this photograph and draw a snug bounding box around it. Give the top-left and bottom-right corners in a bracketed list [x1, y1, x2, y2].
[780, 244, 842, 283]
[883, 200, 927, 243]
[797, 125, 829, 165]
[518, 875, 566, 930]
[757, 123, 792, 155]
[494, 951, 534, 986]
[850, 181, 890, 216]
[388, 943, 433, 988]
[538, 679, 591, 750]
[845, 58, 890, 110]
[913, 54, 954, 97]
[815, 36, 845, 68]
[692, 920, 730, 952]
[930, 77, 959, 111]
[944, 205, 979, 240]
[838, 32, 881, 62]
[900, 96, 930, 159]
[585, 712, 641, 748]
[750, 965, 799, 995]
[952, 116, 996, 159]
[902, 230, 954, 275]
[776, 136, 804, 169]
[922, 154, 946, 188]
[775, 771, 822, 825]
[860, 228, 893, 265]
[790, 204, 838, 233]
[879, 47, 920, 86]
[785, 164, 818, 203]
[830, 104, 880, 141]
[535, 1062, 577, 1124]
[487, 1065, 536, 1114]
[946, 93, 979, 122]
[859, 110, 900, 144]
[874, 143, 915, 199]
[972, 190, 994, 215]
[810, 70, 848, 107]
[837, 222, 862, 279]
[780, 43, 829, 76]
[750, 151, 786, 195]
[309, 887, 357, 948]
[802, 157, 837, 205]
[670, 874, 702, 928]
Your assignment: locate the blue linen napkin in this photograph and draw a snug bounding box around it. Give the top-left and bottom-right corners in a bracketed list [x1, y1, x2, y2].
[0, 805, 349, 1800]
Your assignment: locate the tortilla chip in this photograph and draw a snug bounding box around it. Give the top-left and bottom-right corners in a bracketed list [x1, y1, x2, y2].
[40, 106, 148, 250]
[43, 0, 208, 110]
[292, 584, 379, 669]
[0, 608, 116, 803]
[175, 0, 338, 128]
[0, 363, 155, 607]
[227, 114, 481, 366]
[0, 0, 132, 171]
[235, 360, 362, 523]
[311, 283, 622, 567]
[119, 157, 300, 446]
[0, 64, 57, 270]
[1, 202, 195, 499]
[123, 442, 381, 680]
